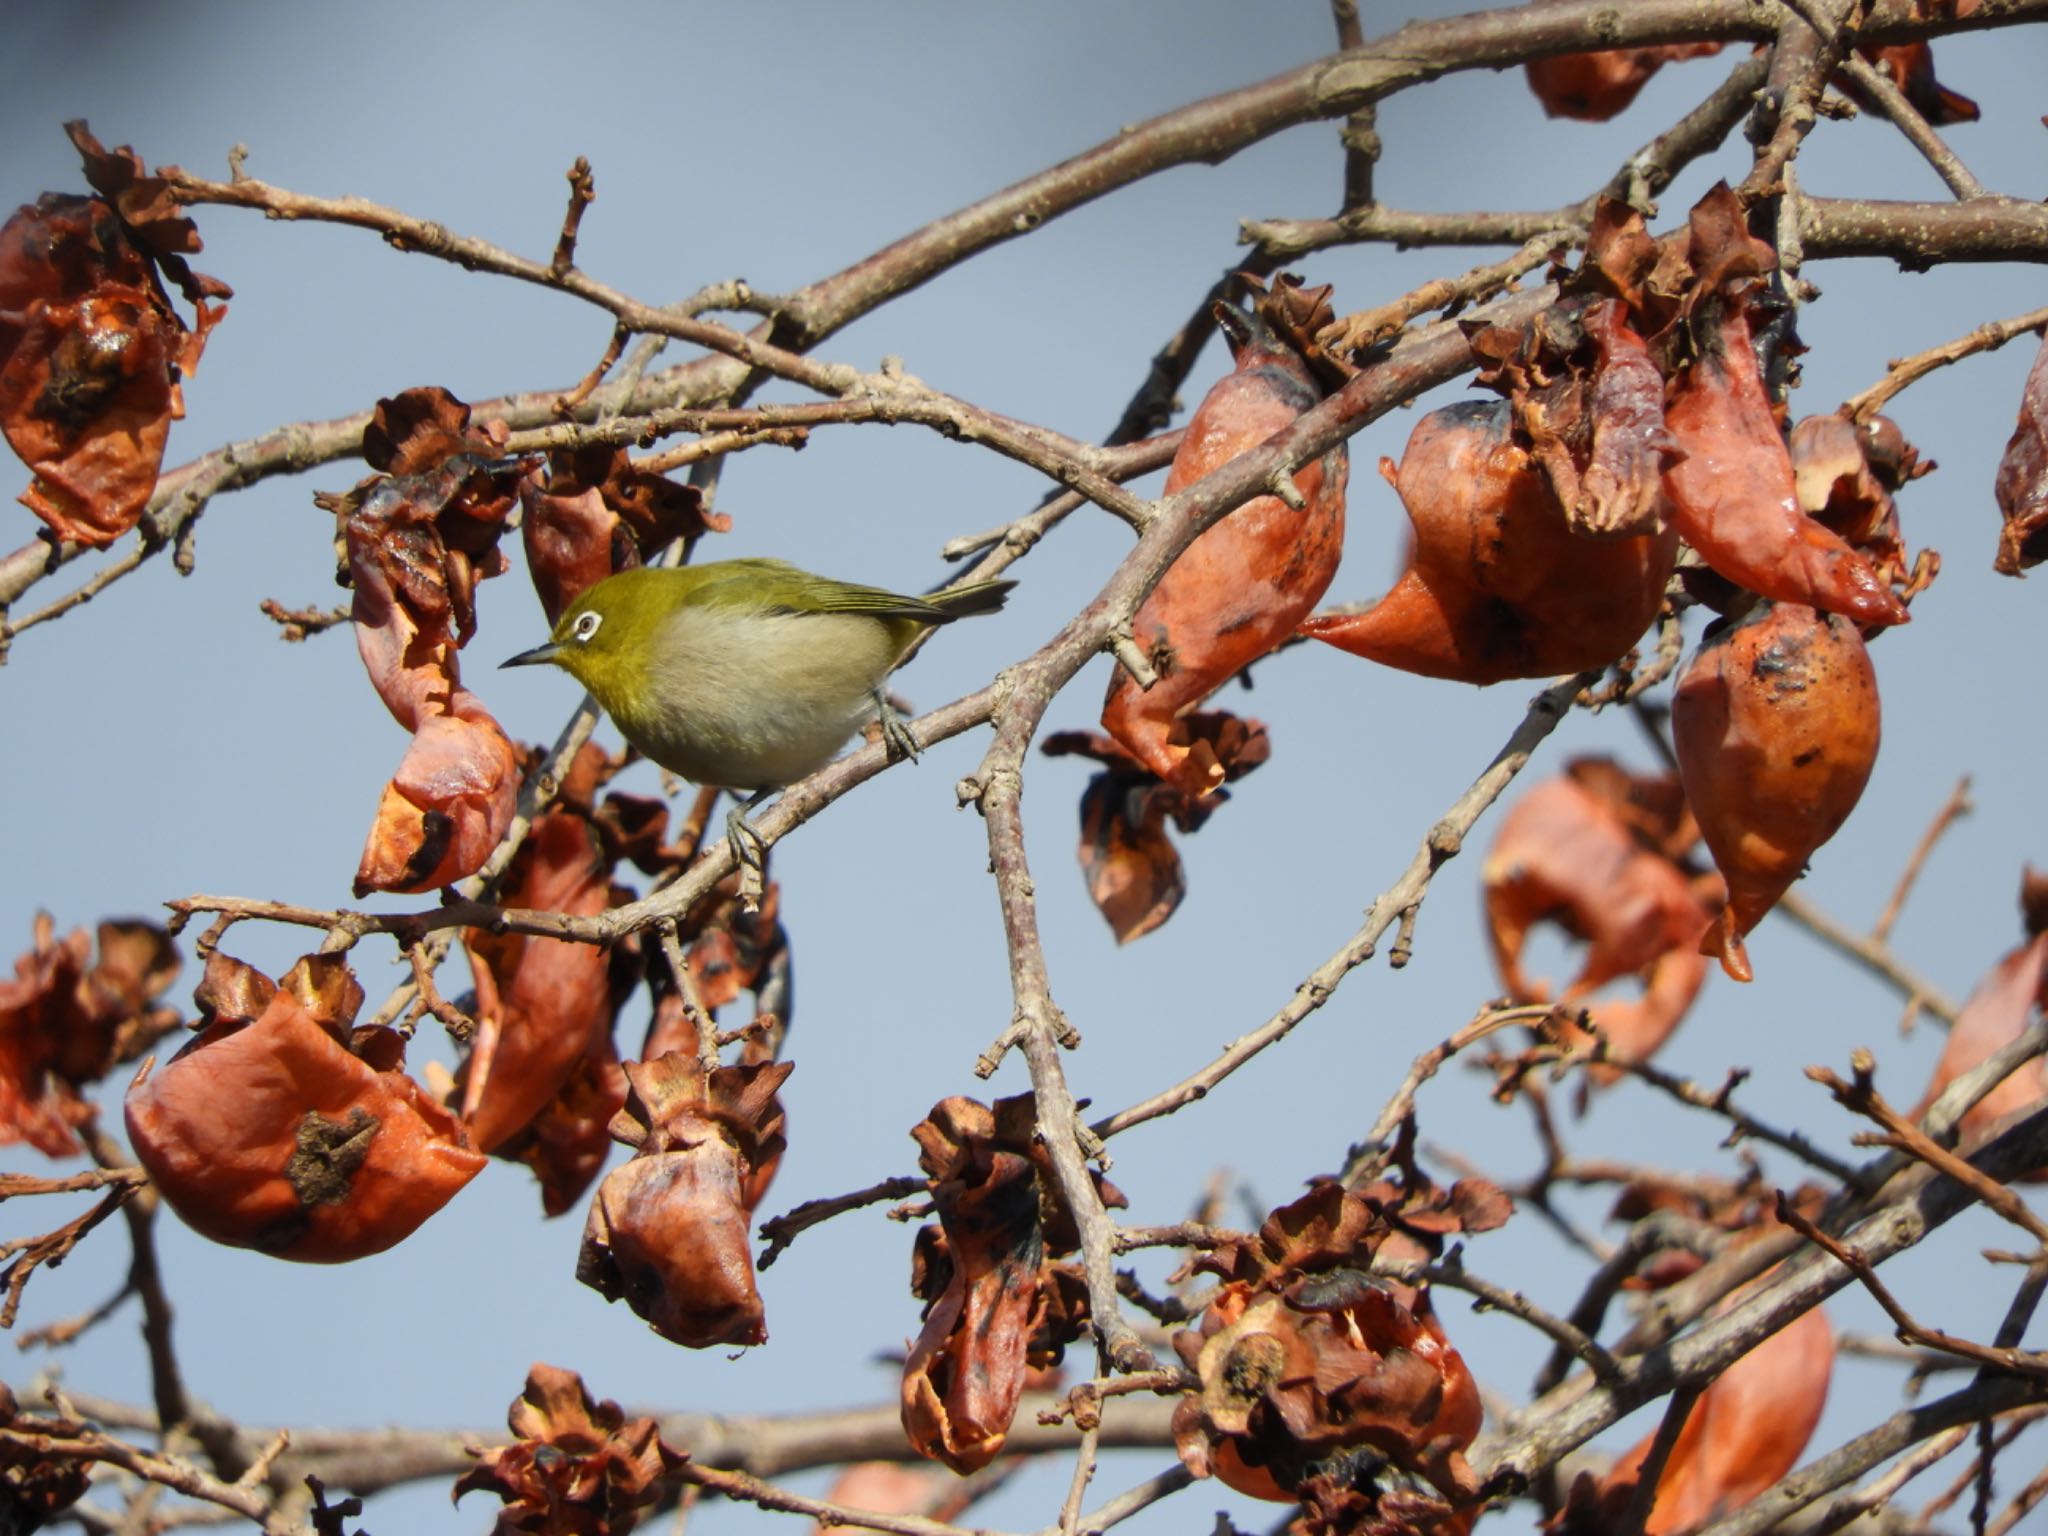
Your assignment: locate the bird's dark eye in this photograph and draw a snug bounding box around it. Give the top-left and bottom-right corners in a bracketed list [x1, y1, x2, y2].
[573, 611, 603, 642]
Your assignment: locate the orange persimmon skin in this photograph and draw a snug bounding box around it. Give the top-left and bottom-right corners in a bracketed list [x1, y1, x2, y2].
[1599, 1304, 1833, 1533]
[1302, 401, 1674, 683]
[1673, 603, 1881, 983]
[1662, 303, 1908, 629]
[1102, 313, 1346, 797]
[1911, 932, 2048, 1179]
[125, 994, 485, 1262]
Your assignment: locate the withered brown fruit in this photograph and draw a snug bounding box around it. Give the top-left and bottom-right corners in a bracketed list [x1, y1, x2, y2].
[0, 199, 218, 547]
[1044, 714, 1269, 943]
[1524, 36, 1724, 122]
[454, 1363, 685, 1535]
[1673, 603, 1882, 982]
[1301, 401, 1674, 682]
[344, 415, 530, 895]
[0, 915, 180, 1157]
[459, 810, 622, 1155]
[578, 1051, 791, 1348]
[1102, 281, 1347, 799]
[902, 1095, 1116, 1473]
[1172, 1178, 1505, 1522]
[125, 954, 485, 1261]
[522, 443, 727, 625]
[1993, 327, 2048, 575]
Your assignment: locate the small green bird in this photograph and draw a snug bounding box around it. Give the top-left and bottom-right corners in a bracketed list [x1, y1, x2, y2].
[501, 558, 1013, 865]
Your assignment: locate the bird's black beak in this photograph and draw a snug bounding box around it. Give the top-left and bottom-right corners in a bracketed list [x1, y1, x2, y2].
[500, 641, 564, 669]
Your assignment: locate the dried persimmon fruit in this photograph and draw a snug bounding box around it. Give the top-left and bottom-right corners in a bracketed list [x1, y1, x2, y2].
[1103, 287, 1347, 798]
[1302, 401, 1673, 683]
[1672, 603, 1881, 982]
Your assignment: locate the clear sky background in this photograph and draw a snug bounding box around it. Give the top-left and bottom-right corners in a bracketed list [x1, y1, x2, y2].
[2, 4, 2044, 1532]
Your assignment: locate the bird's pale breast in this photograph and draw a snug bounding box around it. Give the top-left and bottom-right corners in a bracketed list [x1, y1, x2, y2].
[615, 604, 904, 790]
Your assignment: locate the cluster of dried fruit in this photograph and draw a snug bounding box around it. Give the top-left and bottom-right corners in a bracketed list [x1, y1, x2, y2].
[456, 1363, 686, 1536]
[900, 1094, 1116, 1472]
[1064, 182, 1944, 986]
[1170, 1173, 1509, 1536]
[0, 370, 798, 1339]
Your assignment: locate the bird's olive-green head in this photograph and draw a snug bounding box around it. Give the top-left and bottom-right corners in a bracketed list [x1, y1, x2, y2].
[500, 566, 690, 717]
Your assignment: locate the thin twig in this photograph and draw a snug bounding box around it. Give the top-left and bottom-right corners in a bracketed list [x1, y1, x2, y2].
[1093, 669, 1596, 1142]
[1843, 305, 2048, 422]
[551, 155, 596, 278]
[1773, 888, 1960, 1027]
[1622, 1384, 1704, 1536]
[1774, 1195, 2048, 1377]
[755, 1176, 928, 1270]
[1872, 775, 1974, 944]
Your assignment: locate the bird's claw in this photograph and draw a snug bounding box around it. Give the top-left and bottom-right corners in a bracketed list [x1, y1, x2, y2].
[874, 689, 920, 764]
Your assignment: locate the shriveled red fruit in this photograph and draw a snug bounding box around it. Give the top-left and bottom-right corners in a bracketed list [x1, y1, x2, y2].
[578, 1051, 790, 1348]
[1993, 327, 2048, 575]
[1302, 401, 1674, 683]
[901, 1095, 1109, 1473]
[124, 957, 485, 1261]
[458, 809, 619, 1155]
[1673, 603, 1881, 982]
[1102, 291, 1347, 798]
[1483, 771, 1712, 1079]
[1662, 283, 1907, 629]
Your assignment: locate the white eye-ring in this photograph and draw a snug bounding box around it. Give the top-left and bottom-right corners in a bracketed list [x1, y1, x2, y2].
[572, 611, 604, 643]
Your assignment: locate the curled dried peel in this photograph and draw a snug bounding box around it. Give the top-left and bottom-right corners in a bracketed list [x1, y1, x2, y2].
[1044, 714, 1269, 943]
[0, 916, 181, 1157]
[343, 425, 529, 896]
[1673, 603, 1881, 982]
[1103, 296, 1347, 797]
[1662, 298, 1907, 628]
[1302, 401, 1673, 683]
[1484, 773, 1711, 1079]
[1993, 328, 2048, 575]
